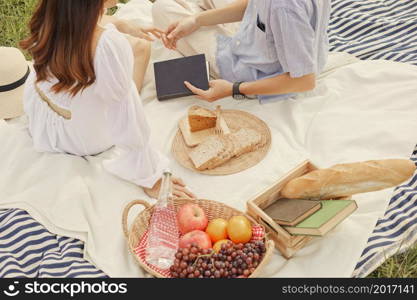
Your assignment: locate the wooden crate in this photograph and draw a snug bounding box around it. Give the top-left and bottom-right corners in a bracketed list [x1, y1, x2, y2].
[246, 160, 317, 259]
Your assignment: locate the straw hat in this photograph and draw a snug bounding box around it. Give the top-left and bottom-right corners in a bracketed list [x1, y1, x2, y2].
[0, 47, 31, 120]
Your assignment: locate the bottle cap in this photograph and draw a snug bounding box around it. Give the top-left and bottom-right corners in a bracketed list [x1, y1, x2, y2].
[162, 168, 172, 176]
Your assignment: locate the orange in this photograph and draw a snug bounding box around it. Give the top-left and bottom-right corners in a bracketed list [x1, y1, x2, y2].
[213, 239, 232, 253]
[205, 218, 228, 243]
[226, 216, 252, 244]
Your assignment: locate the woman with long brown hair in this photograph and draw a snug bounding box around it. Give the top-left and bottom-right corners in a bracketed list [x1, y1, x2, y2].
[21, 0, 195, 199]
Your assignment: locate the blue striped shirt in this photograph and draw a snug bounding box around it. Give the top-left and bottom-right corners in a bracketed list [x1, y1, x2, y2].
[216, 0, 331, 102]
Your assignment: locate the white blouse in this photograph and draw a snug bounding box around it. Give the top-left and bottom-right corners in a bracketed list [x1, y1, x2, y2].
[23, 24, 168, 188]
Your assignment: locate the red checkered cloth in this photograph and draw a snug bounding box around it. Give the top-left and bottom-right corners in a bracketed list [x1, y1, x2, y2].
[250, 225, 265, 242]
[134, 230, 172, 277]
[134, 225, 265, 278]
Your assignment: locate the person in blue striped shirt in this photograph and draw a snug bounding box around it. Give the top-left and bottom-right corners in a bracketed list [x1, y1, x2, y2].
[152, 0, 331, 103]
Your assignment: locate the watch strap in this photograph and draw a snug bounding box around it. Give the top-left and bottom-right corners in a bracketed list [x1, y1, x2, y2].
[232, 81, 246, 100]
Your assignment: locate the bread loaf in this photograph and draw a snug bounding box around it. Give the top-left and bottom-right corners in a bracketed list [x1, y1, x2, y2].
[280, 159, 416, 199]
[188, 106, 217, 132]
[188, 128, 263, 171]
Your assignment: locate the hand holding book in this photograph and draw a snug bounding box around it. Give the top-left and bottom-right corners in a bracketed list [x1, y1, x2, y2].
[154, 54, 211, 101]
[184, 79, 233, 102]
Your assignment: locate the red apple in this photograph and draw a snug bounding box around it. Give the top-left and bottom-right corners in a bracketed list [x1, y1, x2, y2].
[177, 204, 208, 234]
[179, 230, 212, 249]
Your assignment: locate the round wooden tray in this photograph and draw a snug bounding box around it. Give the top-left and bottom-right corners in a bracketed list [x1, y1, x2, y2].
[172, 110, 272, 175]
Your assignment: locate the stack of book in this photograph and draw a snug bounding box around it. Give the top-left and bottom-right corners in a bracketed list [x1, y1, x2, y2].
[263, 198, 357, 236]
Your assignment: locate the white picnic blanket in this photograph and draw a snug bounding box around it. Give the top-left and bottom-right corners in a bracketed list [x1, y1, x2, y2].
[1, 0, 417, 277]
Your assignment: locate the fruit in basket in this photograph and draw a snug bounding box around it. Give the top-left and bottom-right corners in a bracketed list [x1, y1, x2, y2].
[227, 216, 252, 244]
[206, 218, 229, 242]
[177, 204, 208, 234]
[213, 239, 232, 253]
[169, 241, 267, 278]
[179, 230, 212, 249]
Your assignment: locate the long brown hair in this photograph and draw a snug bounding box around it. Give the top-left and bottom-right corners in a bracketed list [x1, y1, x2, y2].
[21, 0, 105, 96]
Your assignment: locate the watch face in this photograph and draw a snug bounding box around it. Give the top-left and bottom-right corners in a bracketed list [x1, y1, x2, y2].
[234, 94, 246, 100]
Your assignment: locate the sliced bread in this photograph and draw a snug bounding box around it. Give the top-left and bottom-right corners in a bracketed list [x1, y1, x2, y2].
[189, 136, 226, 170]
[205, 136, 234, 170]
[230, 128, 263, 156]
[188, 105, 217, 132]
[188, 128, 263, 171]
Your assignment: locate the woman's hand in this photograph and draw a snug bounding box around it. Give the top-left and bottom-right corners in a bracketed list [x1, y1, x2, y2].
[184, 80, 233, 102]
[162, 16, 201, 49]
[144, 177, 197, 199]
[134, 26, 165, 41]
[110, 18, 164, 41]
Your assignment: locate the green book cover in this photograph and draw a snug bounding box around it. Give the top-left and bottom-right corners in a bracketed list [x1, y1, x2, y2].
[294, 200, 353, 229]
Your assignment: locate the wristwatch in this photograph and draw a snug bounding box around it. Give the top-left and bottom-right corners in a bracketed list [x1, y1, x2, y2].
[232, 82, 247, 100]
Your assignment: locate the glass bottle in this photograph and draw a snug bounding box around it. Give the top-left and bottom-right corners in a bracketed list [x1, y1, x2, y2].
[145, 169, 179, 269]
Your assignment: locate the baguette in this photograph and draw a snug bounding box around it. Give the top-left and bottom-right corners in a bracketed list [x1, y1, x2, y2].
[281, 159, 416, 199]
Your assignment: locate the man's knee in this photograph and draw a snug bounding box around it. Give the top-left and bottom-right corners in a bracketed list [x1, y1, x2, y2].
[152, 0, 173, 29]
[152, 0, 189, 30]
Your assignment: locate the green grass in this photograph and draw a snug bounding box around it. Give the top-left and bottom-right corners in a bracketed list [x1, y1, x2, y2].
[368, 244, 417, 278]
[0, 0, 126, 58]
[1, 0, 416, 278]
[0, 0, 37, 58]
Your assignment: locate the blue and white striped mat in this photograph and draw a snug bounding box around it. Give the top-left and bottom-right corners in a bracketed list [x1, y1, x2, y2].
[0, 209, 107, 278]
[329, 0, 417, 276]
[353, 147, 417, 277]
[329, 0, 417, 66]
[1, 0, 417, 278]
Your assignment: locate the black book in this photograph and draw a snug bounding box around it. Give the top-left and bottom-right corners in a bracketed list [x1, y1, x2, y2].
[154, 54, 209, 101]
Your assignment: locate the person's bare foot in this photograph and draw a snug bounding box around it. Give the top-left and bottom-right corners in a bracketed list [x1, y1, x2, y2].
[144, 177, 197, 199]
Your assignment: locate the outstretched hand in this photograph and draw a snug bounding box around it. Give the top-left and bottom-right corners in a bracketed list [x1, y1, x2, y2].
[161, 16, 201, 50]
[184, 80, 233, 102]
[135, 26, 165, 41]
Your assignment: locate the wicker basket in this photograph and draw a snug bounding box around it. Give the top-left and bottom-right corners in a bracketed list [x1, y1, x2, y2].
[122, 198, 275, 278]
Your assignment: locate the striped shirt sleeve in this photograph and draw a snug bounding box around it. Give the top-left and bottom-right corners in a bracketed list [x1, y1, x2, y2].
[270, 6, 316, 78]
